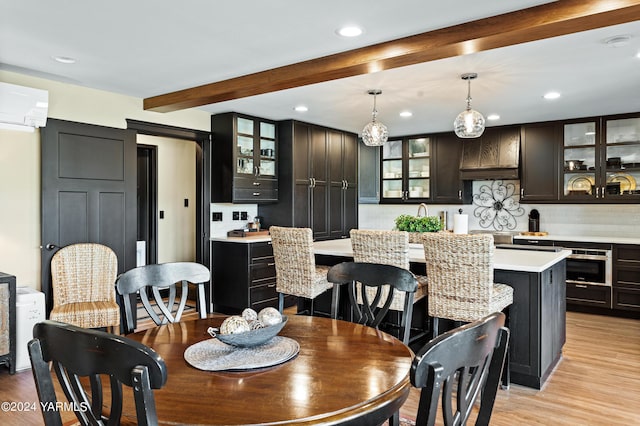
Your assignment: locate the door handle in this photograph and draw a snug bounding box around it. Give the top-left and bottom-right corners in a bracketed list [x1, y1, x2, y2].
[42, 243, 59, 251]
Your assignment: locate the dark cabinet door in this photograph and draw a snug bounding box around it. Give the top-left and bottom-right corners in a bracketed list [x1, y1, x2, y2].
[328, 131, 358, 239]
[521, 122, 560, 202]
[431, 132, 470, 204]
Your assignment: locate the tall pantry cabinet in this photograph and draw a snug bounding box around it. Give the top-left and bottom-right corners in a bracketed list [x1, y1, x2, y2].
[258, 120, 358, 240]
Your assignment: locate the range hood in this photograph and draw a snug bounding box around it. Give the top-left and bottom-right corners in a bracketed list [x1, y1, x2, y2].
[459, 126, 520, 180]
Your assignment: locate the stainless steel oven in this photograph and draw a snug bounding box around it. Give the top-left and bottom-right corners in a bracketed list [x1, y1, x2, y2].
[565, 247, 612, 286]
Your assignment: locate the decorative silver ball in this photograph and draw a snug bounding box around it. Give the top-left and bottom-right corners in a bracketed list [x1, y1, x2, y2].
[248, 320, 266, 330]
[220, 316, 250, 334]
[258, 307, 282, 326]
[241, 308, 258, 322]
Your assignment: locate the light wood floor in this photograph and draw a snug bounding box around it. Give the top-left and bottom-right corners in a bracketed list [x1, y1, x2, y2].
[1, 311, 638, 425]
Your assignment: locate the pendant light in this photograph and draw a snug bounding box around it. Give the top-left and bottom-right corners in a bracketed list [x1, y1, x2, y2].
[453, 73, 485, 138]
[362, 89, 388, 146]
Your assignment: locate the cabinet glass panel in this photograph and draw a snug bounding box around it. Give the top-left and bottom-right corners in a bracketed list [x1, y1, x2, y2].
[408, 178, 429, 198]
[563, 122, 596, 147]
[606, 117, 640, 143]
[408, 137, 430, 157]
[382, 140, 403, 159]
[563, 172, 595, 196]
[382, 159, 402, 179]
[259, 122, 276, 139]
[260, 160, 276, 177]
[408, 157, 429, 178]
[563, 147, 595, 170]
[382, 179, 403, 198]
[259, 139, 276, 160]
[237, 117, 254, 135]
[237, 135, 254, 156]
[237, 157, 254, 175]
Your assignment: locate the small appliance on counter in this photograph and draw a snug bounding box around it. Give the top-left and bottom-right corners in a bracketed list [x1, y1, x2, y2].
[528, 209, 540, 233]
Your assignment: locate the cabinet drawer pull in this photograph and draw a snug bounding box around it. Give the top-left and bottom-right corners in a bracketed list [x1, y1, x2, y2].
[252, 192, 261, 196]
[267, 262, 275, 266]
[267, 283, 276, 288]
[575, 284, 588, 288]
[253, 181, 261, 186]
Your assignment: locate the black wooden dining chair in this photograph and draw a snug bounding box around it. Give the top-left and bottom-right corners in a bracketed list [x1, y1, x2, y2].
[410, 312, 510, 426]
[116, 262, 210, 334]
[327, 261, 418, 345]
[28, 320, 167, 426]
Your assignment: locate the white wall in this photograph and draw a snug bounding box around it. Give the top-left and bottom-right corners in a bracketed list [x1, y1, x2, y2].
[138, 135, 196, 263]
[0, 71, 210, 290]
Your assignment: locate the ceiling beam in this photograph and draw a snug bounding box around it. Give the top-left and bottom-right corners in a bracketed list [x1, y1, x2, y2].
[144, 0, 640, 112]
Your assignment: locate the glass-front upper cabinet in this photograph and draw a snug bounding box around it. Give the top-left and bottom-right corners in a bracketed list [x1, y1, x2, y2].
[381, 136, 430, 202]
[236, 117, 276, 178]
[562, 120, 598, 199]
[603, 114, 640, 200]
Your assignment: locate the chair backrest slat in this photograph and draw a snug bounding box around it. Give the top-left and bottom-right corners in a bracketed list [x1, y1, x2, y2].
[116, 262, 210, 334]
[410, 312, 509, 426]
[327, 261, 418, 344]
[29, 320, 167, 426]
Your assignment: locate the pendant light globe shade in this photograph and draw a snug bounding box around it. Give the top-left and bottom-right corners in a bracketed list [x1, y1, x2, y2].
[362, 121, 388, 146]
[362, 89, 388, 146]
[453, 73, 485, 138]
[454, 108, 485, 138]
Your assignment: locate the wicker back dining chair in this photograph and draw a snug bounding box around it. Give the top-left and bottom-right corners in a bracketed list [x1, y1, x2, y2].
[422, 232, 513, 333]
[350, 229, 429, 311]
[422, 232, 513, 387]
[269, 226, 332, 314]
[327, 261, 418, 344]
[410, 312, 509, 426]
[116, 262, 210, 334]
[29, 320, 167, 426]
[49, 243, 120, 333]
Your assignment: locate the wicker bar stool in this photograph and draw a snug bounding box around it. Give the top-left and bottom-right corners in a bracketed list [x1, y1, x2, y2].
[49, 243, 120, 333]
[269, 226, 332, 314]
[350, 229, 429, 343]
[422, 232, 513, 386]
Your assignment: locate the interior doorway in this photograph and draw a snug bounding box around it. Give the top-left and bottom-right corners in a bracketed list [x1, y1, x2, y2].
[137, 144, 157, 265]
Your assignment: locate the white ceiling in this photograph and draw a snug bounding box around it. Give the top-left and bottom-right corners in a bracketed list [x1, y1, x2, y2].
[1, 0, 639, 136]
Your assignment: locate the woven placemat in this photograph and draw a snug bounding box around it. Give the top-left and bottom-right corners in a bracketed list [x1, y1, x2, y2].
[184, 336, 299, 371]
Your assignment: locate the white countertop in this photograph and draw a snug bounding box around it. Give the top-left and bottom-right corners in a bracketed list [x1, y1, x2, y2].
[313, 238, 571, 273]
[211, 236, 272, 243]
[513, 234, 640, 245]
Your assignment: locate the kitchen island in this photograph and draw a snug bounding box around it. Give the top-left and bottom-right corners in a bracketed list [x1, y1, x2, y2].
[313, 238, 571, 389]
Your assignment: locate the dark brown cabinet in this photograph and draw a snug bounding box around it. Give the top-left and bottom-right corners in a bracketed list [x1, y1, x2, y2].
[613, 244, 640, 312]
[495, 260, 566, 389]
[520, 122, 560, 202]
[259, 120, 357, 240]
[431, 132, 471, 204]
[211, 112, 278, 203]
[212, 240, 279, 313]
[459, 126, 520, 180]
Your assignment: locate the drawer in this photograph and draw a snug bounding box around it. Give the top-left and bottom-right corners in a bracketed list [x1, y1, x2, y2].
[233, 187, 278, 203]
[613, 287, 640, 311]
[515, 239, 555, 247]
[250, 282, 278, 304]
[615, 244, 640, 263]
[615, 267, 640, 288]
[566, 283, 611, 308]
[250, 242, 274, 262]
[250, 263, 276, 282]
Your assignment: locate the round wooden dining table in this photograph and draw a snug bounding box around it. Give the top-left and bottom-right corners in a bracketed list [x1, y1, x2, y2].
[125, 314, 413, 425]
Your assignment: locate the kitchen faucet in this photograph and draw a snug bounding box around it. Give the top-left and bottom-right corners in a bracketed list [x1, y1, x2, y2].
[417, 203, 429, 217]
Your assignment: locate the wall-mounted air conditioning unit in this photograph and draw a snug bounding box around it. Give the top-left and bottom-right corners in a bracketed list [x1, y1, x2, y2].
[0, 82, 49, 132]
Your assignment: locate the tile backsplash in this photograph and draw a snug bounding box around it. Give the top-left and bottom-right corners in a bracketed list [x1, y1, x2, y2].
[359, 181, 640, 239]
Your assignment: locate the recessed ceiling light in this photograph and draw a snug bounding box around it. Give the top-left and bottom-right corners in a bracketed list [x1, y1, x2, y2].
[603, 35, 632, 48]
[336, 26, 363, 37]
[52, 56, 76, 64]
[543, 91, 561, 100]
[294, 105, 308, 112]
[487, 114, 500, 121]
[399, 111, 412, 118]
